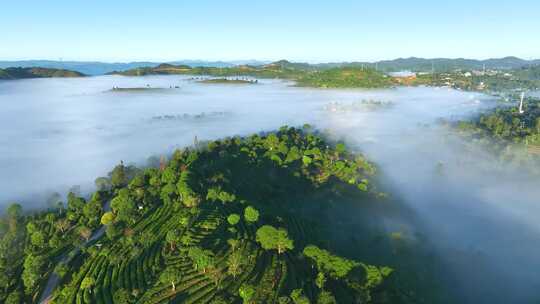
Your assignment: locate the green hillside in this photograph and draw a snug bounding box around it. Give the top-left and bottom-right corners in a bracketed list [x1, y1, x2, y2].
[295, 68, 392, 88]
[113, 62, 392, 89]
[449, 97, 540, 172]
[0, 126, 452, 304]
[455, 97, 540, 145]
[0, 67, 85, 80]
[112, 62, 304, 80]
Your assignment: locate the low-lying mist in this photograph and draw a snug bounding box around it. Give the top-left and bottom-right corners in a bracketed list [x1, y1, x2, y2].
[1, 76, 538, 302]
[323, 95, 540, 303]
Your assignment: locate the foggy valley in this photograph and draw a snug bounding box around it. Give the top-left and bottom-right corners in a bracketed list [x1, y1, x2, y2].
[2, 2, 540, 303]
[1, 76, 538, 302]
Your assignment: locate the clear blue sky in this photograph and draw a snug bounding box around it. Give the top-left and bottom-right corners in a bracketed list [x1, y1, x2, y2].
[2, 1, 539, 62]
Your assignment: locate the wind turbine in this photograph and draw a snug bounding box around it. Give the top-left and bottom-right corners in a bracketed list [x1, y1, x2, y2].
[518, 92, 525, 114]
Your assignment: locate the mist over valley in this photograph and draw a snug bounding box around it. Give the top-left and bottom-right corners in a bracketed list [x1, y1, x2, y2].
[1, 74, 538, 302]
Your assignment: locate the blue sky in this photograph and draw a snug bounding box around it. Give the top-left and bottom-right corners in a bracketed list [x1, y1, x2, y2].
[2, 1, 539, 62]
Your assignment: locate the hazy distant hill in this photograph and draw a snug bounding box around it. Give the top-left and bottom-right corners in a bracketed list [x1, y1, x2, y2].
[328, 57, 540, 72]
[0, 60, 268, 75]
[0, 67, 85, 79]
[263, 59, 316, 70]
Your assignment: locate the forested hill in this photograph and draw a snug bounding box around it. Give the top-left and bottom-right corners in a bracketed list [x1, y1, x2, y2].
[309, 57, 540, 72]
[109, 62, 306, 79]
[455, 97, 540, 145]
[0, 126, 452, 304]
[111, 62, 393, 88]
[295, 67, 392, 88]
[451, 97, 540, 172]
[0, 67, 85, 80]
[366, 56, 540, 72]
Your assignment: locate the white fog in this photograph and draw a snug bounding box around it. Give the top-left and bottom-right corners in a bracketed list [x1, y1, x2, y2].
[1, 76, 539, 302]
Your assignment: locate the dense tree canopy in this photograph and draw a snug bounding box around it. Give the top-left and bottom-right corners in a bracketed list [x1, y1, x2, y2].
[243, 206, 259, 223]
[303, 245, 359, 279]
[227, 213, 240, 226]
[256, 225, 294, 254]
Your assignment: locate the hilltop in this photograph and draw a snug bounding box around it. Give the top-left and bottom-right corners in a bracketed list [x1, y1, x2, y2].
[0, 126, 452, 304]
[0, 67, 85, 80]
[296, 67, 392, 88]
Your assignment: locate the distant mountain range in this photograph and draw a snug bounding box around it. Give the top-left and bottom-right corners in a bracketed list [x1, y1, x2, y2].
[0, 60, 269, 76]
[0, 57, 538, 75]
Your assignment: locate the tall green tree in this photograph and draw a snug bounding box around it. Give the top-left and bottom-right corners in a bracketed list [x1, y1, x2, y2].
[6, 203, 22, 219]
[227, 213, 241, 226]
[110, 162, 127, 188]
[22, 253, 45, 294]
[166, 229, 181, 251]
[244, 206, 259, 223]
[303, 245, 359, 279]
[111, 189, 136, 224]
[256, 225, 294, 254]
[67, 192, 85, 222]
[188, 247, 215, 273]
[30, 231, 45, 248]
[227, 250, 244, 278]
